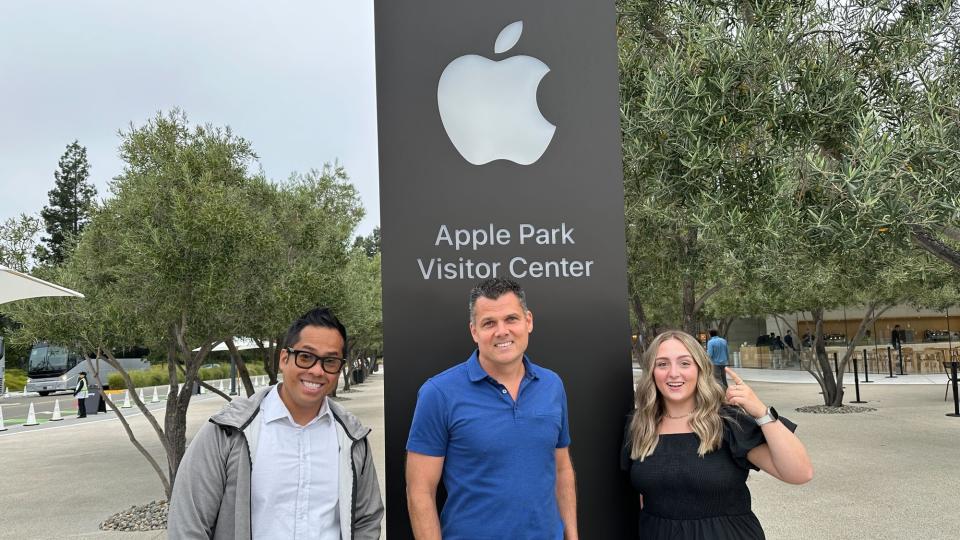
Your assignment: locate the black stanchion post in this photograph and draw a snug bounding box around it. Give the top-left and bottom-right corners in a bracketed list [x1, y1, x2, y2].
[851, 356, 866, 403]
[833, 352, 839, 379]
[862, 349, 871, 383]
[897, 344, 904, 375]
[229, 357, 238, 396]
[886, 347, 896, 378]
[947, 361, 960, 418]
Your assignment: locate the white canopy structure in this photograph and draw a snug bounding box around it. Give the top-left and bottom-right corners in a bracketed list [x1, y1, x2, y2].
[0, 264, 84, 305]
[194, 338, 274, 352]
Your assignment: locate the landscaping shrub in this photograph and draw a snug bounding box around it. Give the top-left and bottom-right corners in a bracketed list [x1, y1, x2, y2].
[3, 369, 27, 391]
[107, 372, 125, 389]
[99, 362, 266, 389]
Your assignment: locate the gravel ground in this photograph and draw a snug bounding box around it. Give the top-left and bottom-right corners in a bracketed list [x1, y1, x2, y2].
[795, 404, 876, 413]
[100, 501, 167, 532]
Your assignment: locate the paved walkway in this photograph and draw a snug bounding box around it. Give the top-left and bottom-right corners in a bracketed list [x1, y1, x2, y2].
[2, 368, 959, 539]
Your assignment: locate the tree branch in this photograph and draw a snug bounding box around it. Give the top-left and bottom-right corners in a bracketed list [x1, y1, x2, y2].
[85, 354, 171, 498]
[693, 283, 724, 313]
[224, 337, 255, 397]
[911, 224, 960, 271]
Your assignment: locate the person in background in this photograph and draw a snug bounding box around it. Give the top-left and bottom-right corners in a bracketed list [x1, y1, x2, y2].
[73, 371, 89, 418]
[784, 330, 798, 367]
[706, 330, 729, 389]
[772, 334, 785, 369]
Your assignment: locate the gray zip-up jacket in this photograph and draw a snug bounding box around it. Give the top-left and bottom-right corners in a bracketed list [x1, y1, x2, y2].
[168, 385, 383, 539]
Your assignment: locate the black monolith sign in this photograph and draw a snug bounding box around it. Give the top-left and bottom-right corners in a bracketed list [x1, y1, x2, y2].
[375, 1, 634, 537]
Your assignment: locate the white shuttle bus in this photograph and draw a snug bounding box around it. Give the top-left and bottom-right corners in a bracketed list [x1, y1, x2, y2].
[25, 342, 149, 396]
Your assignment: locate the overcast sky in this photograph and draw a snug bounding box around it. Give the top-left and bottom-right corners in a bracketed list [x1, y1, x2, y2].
[0, 0, 380, 235]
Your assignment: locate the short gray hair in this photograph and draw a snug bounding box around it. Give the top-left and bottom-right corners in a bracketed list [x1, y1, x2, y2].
[468, 278, 528, 321]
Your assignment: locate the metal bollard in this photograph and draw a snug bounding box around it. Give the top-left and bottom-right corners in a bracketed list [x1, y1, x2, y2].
[947, 361, 960, 418]
[897, 344, 905, 375]
[861, 349, 872, 383]
[886, 347, 896, 378]
[851, 357, 866, 403]
[833, 352, 839, 379]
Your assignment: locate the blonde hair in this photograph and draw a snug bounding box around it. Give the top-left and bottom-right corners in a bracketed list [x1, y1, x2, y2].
[628, 330, 727, 460]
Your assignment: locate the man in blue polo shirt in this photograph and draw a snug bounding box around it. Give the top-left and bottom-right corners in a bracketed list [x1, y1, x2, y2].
[405, 278, 578, 540]
[707, 329, 729, 388]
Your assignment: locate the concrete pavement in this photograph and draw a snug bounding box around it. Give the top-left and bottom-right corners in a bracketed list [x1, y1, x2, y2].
[3, 368, 960, 538]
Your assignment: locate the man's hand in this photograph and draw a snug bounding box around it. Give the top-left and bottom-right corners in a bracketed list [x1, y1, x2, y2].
[406, 451, 445, 540]
[555, 447, 578, 540]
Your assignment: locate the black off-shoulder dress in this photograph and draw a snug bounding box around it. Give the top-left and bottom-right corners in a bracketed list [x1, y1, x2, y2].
[621, 407, 797, 539]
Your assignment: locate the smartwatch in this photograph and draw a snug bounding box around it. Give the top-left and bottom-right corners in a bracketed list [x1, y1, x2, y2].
[754, 406, 779, 426]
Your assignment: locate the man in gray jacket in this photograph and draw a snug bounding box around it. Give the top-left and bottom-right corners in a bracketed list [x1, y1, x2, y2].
[168, 307, 383, 539]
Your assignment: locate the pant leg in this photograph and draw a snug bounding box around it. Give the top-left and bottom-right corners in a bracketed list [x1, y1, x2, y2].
[713, 365, 728, 389]
[78, 398, 86, 417]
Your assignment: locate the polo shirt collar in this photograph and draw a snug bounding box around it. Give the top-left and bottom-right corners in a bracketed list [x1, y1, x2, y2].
[466, 350, 539, 382]
[262, 384, 331, 426]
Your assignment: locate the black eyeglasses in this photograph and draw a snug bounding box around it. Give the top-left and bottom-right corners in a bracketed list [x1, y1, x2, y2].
[285, 348, 346, 374]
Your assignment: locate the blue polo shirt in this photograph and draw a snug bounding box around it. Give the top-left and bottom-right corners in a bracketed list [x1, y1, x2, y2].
[707, 336, 729, 366]
[406, 351, 571, 540]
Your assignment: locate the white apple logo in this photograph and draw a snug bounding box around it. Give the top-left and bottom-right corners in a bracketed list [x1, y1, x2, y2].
[437, 21, 556, 166]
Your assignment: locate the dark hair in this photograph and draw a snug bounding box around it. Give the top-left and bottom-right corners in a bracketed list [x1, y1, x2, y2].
[284, 307, 348, 358]
[468, 278, 528, 321]
[709, 329, 718, 337]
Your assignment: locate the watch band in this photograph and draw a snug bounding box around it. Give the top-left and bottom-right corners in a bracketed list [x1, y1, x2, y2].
[754, 406, 778, 426]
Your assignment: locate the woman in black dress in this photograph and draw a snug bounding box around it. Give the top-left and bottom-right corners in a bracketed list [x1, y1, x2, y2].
[622, 331, 813, 539]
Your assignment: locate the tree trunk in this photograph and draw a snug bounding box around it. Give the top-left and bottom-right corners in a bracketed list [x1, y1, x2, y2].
[831, 302, 895, 407]
[164, 383, 189, 493]
[681, 228, 698, 335]
[164, 321, 215, 491]
[342, 361, 353, 392]
[629, 283, 649, 358]
[267, 333, 283, 385]
[255, 338, 273, 386]
[806, 307, 839, 405]
[360, 349, 371, 380]
[718, 316, 735, 338]
[681, 276, 697, 336]
[163, 331, 186, 490]
[224, 337, 255, 397]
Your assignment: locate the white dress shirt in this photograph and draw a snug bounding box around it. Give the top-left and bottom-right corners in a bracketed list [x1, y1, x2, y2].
[251, 387, 340, 540]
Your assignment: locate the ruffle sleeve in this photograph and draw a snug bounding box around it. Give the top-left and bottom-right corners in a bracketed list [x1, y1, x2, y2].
[722, 405, 797, 470]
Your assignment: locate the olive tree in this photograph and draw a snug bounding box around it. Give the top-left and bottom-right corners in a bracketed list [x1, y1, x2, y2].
[618, 0, 960, 346]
